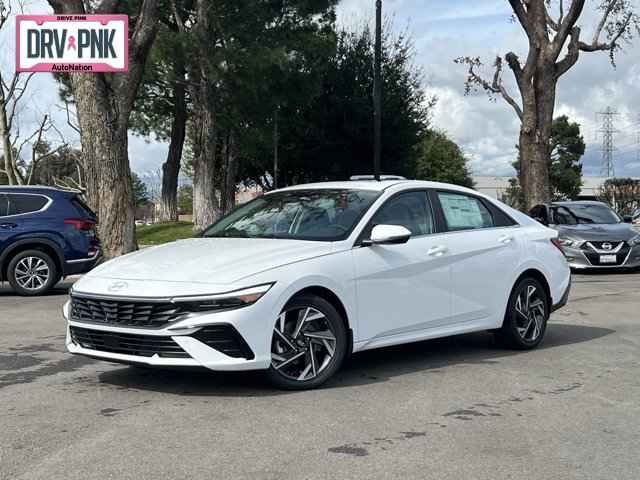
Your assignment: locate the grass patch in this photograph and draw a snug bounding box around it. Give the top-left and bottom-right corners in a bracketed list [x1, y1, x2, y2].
[136, 221, 196, 246]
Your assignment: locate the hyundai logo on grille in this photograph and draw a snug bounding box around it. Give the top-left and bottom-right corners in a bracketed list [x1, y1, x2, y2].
[108, 281, 128, 292]
[601, 242, 613, 251]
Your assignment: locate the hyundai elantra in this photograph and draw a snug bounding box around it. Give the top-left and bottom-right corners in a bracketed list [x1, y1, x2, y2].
[64, 179, 571, 389]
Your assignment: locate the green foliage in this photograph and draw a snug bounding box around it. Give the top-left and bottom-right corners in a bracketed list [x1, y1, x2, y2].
[136, 221, 195, 245]
[131, 172, 150, 207]
[178, 184, 193, 215]
[242, 24, 432, 186]
[548, 115, 585, 200]
[412, 130, 473, 187]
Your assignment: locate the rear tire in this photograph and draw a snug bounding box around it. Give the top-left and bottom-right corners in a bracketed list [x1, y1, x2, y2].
[496, 277, 549, 350]
[266, 294, 348, 390]
[7, 250, 58, 296]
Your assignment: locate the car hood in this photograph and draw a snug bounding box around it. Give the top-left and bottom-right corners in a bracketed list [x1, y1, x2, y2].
[555, 223, 638, 242]
[85, 238, 336, 285]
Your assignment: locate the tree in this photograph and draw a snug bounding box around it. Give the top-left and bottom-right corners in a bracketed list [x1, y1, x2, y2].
[508, 115, 585, 208]
[456, 0, 639, 209]
[48, 0, 162, 257]
[131, 172, 150, 207]
[412, 130, 474, 187]
[1, 3, 68, 185]
[598, 178, 640, 216]
[171, 0, 338, 229]
[177, 184, 193, 216]
[548, 115, 584, 199]
[246, 25, 432, 187]
[130, 20, 188, 223]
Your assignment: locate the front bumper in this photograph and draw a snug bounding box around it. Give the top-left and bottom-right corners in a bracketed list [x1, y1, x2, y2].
[64, 299, 273, 372]
[562, 244, 640, 269]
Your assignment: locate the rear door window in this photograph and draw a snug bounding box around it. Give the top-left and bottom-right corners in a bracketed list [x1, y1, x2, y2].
[437, 191, 494, 231]
[7, 194, 49, 215]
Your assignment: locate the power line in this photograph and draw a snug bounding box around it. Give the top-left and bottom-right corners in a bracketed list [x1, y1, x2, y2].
[596, 107, 619, 177]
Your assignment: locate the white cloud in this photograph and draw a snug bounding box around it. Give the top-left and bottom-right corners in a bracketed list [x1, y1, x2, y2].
[3, 0, 640, 178]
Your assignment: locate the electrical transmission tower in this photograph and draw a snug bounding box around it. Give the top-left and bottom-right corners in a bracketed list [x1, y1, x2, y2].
[596, 107, 619, 177]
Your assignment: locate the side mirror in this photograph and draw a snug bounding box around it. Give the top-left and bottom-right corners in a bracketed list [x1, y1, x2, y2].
[368, 224, 412, 245]
[623, 215, 633, 223]
[533, 216, 548, 226]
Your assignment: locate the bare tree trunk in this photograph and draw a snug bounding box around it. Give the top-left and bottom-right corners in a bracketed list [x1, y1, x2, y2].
[519, 71, 556, 209]
[158, 60, 187, 223]
[48, 0, 160, 257]
[220, 130, 238, 214]
[192, 89, 219, 230]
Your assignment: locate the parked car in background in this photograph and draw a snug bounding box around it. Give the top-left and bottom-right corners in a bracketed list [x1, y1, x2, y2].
[65, 179, 570, 390]
[0, 186, 101, 296]
[530, 201, 640, 269]
[632, 208, 640, 231]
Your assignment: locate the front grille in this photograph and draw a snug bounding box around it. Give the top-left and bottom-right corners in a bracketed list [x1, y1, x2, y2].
[582, 241, 626, 251]
[192, 325, 255, 360]
[71, 295, 186, 328]
[582, 241, 631, 266]
[70, 326, 190, 358]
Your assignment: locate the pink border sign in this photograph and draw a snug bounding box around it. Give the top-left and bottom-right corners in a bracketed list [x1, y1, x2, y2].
[16, 14, 129, 73]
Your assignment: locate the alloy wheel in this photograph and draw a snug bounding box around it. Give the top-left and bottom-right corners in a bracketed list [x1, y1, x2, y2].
[14, 256, 50, 291]
[271, 306, 338, 382]
[513, 284, 546, 342]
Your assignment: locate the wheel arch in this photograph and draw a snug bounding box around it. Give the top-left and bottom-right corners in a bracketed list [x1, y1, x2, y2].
[287, 285, 353, 356]
[1, 238, 64, 281]
[512, 268, 552, 309]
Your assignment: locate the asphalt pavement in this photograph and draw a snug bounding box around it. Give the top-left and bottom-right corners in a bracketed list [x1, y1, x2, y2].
[1, 272, 639, 479]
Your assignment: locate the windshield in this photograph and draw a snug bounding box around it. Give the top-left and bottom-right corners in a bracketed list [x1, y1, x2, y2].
[203, 189, 380, 241]
[552, 204, 621, 225]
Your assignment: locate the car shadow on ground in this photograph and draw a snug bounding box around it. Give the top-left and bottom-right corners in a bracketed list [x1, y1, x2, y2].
[0, 281, 74, 297]
[94, 323, 614, 397]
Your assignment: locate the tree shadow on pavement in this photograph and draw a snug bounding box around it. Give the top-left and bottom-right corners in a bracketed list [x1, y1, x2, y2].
[95, 323, 613, 396]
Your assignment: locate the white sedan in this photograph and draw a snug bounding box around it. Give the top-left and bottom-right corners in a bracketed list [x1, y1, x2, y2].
[64, 179, 571, 389]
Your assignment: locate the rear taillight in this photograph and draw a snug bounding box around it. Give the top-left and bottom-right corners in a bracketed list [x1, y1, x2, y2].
[550, 238, 564, 253]
[64, 219, 96, 231]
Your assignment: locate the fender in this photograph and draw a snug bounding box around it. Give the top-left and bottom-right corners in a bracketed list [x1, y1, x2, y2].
[0, 236, 65, 280]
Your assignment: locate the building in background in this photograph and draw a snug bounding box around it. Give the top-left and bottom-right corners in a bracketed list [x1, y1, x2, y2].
[473, 176, 629, 201]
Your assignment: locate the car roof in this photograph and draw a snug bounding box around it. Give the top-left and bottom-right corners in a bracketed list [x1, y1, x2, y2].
[272, 179, 478, 194]
[0, 185, 79, 196]
[550, 200, 607, 206]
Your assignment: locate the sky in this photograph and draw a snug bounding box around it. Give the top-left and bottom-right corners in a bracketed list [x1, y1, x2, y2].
[2, 0, 640, 179]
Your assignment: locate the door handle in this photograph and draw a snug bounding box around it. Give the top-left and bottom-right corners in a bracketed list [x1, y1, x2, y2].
[0, 223, 17, 229]
[427, 245, 448, 257]
[498, 234, 514, 244]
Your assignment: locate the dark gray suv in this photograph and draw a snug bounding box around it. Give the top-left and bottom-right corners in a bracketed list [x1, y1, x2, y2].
[530, 201, 640, 269]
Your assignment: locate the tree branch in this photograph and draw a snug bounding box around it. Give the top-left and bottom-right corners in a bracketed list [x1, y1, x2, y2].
[551, 0, 586, 57]
[508, 0, 533, 37]
[96, 0, 122, 14]
[555, 26, 581, 77]
[578, 10, 633, 53]
[455, 56, 523, 120]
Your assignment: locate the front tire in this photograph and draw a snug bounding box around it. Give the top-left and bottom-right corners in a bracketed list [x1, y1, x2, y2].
[7, 250, 58, 296]
[496, 277, 549, 350]
[267, 294, 348, 390]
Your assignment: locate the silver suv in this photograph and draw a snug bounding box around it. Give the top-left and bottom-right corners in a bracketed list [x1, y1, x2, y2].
[530, 201, 640, 270]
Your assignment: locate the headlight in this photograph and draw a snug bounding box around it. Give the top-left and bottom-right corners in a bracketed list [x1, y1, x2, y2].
[630, 235, 640, 246]
[171, 283, 274, 312]
[558, 237, 582, 248]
